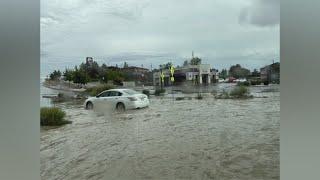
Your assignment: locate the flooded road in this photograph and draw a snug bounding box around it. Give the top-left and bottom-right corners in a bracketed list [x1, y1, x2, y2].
[41, 86, 279, 180]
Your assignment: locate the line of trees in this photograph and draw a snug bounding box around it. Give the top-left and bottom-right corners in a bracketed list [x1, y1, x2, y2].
[218, 65, 261, 80]
[48, 60, 127, 85]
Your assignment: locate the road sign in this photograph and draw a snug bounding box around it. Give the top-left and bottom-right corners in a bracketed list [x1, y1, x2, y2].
[170, 65, 175, 76]
[170, 65, 175, 82]
[161, 72, 165, 82]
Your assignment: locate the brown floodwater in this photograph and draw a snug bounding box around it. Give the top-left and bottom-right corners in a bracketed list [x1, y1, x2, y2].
[41, 85, 280, 180]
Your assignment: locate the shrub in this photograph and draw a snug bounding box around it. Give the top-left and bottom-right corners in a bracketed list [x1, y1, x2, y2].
[230, 86, 249, 98]
[215, 90, 230, 99]
[142, 89, 150, 97]
[250, 80, 262, 86]
[263, 81, 269, 85]
[237, 81, 250, 86]
[176, 97, 185, 101]
[155, 89, 166, 96]
[40, 107, 71, 126]
[85, 84, 114, 96]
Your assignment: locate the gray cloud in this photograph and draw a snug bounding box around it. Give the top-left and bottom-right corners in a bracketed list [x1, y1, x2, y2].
[41, 0, 279, 76]
[239, 0, 280, 27]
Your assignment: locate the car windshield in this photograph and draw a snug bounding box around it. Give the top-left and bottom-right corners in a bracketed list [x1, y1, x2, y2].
[123, 89, 140, 95]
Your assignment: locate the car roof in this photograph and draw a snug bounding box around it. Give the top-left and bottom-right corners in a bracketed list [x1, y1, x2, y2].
[102, 89, 137, 93]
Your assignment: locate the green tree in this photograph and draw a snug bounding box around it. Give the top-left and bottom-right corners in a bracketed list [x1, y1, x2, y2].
[63, 69, 74, 87]
[106, 70, 125, 85]
[190, 57, 202, 65]
[72, 66, 89, 85]
[160, 62, 173, 69]
[219, 69, 228, 79]
[49, 70, 61, 81]
[251, 69, 260, 77]
[229, 64, 250, 79]
[79, 60, 100, 81]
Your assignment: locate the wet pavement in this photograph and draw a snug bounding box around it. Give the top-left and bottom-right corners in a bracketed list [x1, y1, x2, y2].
[41, 85, 280, 180]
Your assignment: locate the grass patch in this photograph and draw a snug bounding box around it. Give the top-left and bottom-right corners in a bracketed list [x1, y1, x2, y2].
[84, 84, 114, 96]
[215, 86, 253, 99]
[40, 107, 71, 126]
[230, 86, 249, 97]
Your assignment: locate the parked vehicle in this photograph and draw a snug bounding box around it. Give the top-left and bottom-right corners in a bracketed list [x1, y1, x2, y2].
[84, 89, 150, 111]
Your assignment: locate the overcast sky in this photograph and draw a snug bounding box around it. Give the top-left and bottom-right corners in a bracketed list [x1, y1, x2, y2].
[41, 0, 279, 71]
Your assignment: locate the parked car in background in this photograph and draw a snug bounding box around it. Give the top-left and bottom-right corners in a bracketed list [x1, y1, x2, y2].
[84, 89, 150, 111]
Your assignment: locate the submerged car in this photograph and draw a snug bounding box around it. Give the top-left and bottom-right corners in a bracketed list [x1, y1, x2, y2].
[84, 89, 150, 111]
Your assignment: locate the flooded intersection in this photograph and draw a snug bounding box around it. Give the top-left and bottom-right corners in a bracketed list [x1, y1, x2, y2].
[41, 87, 279, 180]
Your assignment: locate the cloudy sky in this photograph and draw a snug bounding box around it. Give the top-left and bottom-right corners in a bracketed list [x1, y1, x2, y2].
[41, 0, 279, 74]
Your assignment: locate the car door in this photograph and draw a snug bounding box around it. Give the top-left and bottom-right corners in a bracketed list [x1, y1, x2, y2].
[107, 91, 122, 109]
[95, 91, 111, 107]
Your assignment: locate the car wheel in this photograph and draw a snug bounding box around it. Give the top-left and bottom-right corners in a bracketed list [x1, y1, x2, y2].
[86, 102, 93, 110]
[116, 103, 125, 112]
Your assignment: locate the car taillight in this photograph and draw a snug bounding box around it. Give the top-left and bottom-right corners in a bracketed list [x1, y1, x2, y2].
[127, 97, 138, 101]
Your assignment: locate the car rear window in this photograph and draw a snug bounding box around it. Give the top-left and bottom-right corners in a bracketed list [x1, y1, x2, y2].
[123, 90, 139, 95]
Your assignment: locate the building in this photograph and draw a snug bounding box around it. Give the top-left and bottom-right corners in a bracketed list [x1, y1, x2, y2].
[153, 64, 218, 87]
[260, 62, 280, 83]
[122, 66, 149, 75]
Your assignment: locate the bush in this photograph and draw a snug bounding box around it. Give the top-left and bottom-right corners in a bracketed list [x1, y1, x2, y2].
[250, 80, 261, 86]
[155, 89, 166, 96]
[40, 107, 71, 126]
[215, 90, 230, 99]
[85, 84, 114, 96]
[230, 86, 249, 98]
[263, 81, 269, 85]
[142, 89, 150, 97]
[176, 97, 185, 101]
[237, 81, 250, 86]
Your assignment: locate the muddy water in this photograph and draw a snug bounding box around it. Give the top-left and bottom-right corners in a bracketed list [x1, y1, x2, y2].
[41, 87, 279, 180]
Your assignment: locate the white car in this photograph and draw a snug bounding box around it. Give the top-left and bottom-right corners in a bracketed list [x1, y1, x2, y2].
[84, 89, 150, 111]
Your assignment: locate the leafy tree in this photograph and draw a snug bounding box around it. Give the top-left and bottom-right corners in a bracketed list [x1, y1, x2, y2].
[49, 70, 61, 81]
[63, 69, 74, 87]
[63, 69, 73, 82]
[190, 57, 202, 65]
[98, 63, 108, 81]
[79, 60, 100, 81]
[106, 70, 125, 85]
[251, 69, 260, 77]
[160, 62, 173, 69]
[219, 69, 228, 79]
[72, 66, 89, 85]
[229, 64, 250, 79]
